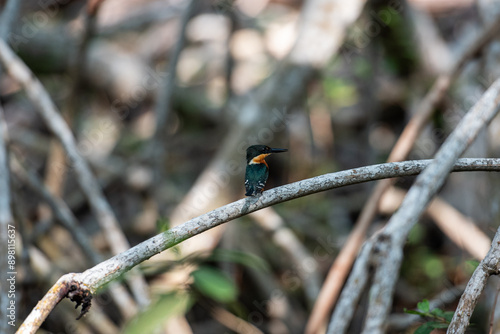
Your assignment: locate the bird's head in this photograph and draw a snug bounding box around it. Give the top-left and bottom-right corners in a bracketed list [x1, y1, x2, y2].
[246, 145, 288, 164]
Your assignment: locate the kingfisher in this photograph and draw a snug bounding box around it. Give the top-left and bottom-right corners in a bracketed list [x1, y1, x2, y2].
[245, 145, 288, 196]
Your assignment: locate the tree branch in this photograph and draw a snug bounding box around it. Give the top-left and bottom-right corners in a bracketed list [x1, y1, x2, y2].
[18, 158, 500, 333]
[306, 16, 500, 334]
[358, 78, 500, 334]
[151, 0, 195, 185]
[0, 0, 22, 40]
[10, 156, 139, 319]
[448, 197, 500, 331]
[0, 38, 150, 306]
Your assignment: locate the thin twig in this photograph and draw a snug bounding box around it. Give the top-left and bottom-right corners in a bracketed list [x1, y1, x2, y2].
[306, 16, 500, 334]
[0, 38, 150, 306]
[17, 158, 500, 334]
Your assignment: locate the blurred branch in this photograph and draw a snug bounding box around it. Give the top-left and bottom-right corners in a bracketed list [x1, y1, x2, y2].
[238, 228, 304, 333]
[10, 156, 138, 319]
[67, 0, 106, 119]
[449, 264, 498, 333]
[97, 3, 183, 37]
[307, 16, 500, 334]
[0, 106, 14, 334]
[11, 156, 101, 265]
[18, 157, 500, 333]
[380, 187, 491, 261]
[0, 0, 22, 40]
[151, 0, 195, 192]
[288, 0, 367, 67]
[251, 207, 321, 307]
[0, 38, 150, 307]
[206, 302, 264, 334]
[329, 78, 500, 334]
[42, 0, 107, 212]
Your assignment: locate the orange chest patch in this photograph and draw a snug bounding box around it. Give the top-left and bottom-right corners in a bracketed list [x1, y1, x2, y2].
[250, 153, 270, 167]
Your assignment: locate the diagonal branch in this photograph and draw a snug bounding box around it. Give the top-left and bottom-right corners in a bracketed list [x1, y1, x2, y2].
[18, 158, 500, 333]
[307, 16, 500, 334]
[362, 78, 500, 333]
[0, 38, 150, 306]
[10, 156, 139, 319]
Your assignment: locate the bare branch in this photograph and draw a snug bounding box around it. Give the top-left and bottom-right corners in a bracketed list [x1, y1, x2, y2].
[0, 38, 150, 306]
[307, 16, 500, 334]
[10, 156, 139, 319]
[85, 158, 500, 290]
[448, 182, 500, 330]
[448, 266, 491, 333]
[17, 158, 500, 333]
[168, 0, 367, 237]
[361, 78, 500, 333]
[16, 274, 79, 333]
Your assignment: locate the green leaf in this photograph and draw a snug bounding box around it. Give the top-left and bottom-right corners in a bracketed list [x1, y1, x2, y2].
[191, 266, 238, 303]
[431, 308, 445, 318]
[124, 292, 192, 334]
[414, 323, 434, 334]
[404, 309, 426, 316]
[156, 217, 170, 232]
[427, 322, 449, 329]
[417, 299, 430, 313]
[465, 260, 479, 274]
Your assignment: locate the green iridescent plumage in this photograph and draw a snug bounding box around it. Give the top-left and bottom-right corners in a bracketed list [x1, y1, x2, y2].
[244, 145, 287, 196]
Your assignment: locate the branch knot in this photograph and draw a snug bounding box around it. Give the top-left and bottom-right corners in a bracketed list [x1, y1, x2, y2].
[66, 282, 92, 320]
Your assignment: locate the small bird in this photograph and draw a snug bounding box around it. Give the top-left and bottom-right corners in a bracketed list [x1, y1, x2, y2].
[245, 145, 288, 196]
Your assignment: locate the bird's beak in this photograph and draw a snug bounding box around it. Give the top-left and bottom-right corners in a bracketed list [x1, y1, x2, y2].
[269, 148, 288, 154]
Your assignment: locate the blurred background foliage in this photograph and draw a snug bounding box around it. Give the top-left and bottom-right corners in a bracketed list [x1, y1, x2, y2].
[2, 0, 500, 333]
